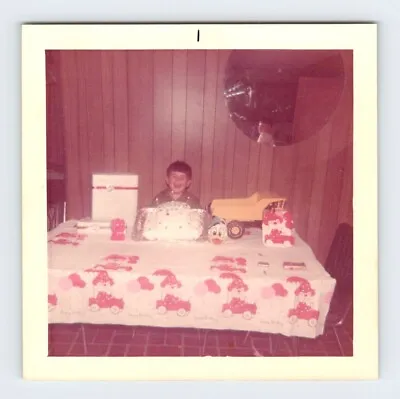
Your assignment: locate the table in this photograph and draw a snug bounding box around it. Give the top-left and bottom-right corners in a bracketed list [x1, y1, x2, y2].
[48, 221, 336, 339]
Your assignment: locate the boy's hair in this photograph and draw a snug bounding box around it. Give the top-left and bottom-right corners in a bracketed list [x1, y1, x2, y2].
[166, 160, 192, 179]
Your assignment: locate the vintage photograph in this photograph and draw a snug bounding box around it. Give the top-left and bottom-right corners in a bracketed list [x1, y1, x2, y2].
[46, 48, 353, 358]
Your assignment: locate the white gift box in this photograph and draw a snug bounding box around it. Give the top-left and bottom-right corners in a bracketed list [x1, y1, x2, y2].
[91, 173, 139, 226]
[262, 209, 295, 248]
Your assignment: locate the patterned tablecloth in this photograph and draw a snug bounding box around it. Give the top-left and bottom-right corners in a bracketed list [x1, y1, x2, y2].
[48, 221, 336, 338]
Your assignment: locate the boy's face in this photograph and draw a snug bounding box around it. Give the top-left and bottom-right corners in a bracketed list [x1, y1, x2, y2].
[166, 171, 191, 195]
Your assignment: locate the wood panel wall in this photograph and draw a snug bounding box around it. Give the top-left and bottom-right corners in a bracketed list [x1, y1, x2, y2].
[46, 51, 65, 170]
[49, 49, 353, 263]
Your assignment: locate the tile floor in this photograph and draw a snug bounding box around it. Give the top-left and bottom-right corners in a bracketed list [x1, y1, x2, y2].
[48, 303, 353, 357]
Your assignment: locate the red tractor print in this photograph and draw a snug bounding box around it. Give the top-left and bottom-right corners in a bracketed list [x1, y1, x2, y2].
[222, 297, 257, 320]
[156, 294, 191, 317]
[88, 292, 124, 314]
[288, 302, 320, 327]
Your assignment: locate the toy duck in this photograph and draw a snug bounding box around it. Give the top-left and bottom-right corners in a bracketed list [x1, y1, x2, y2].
[208, 219, 228, 245]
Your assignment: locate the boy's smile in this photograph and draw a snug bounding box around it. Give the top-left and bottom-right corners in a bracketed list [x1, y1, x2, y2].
[166, 171, 191, 196]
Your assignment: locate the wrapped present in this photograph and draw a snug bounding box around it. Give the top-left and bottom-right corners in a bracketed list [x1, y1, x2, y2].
[262, 209, 295, 247]
[91, 173, 139, 226]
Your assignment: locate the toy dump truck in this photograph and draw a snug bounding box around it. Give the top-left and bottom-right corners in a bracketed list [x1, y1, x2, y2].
[209, 191, 287, 239]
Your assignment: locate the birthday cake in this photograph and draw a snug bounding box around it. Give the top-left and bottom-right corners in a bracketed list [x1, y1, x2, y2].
[138, 202, 206, 242]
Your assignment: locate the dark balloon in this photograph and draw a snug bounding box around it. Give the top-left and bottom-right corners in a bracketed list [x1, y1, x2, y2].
[224, 50, 345, 146]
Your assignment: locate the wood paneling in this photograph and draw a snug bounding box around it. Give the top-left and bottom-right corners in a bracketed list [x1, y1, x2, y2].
[185, 50, 206, 196]
[49, 49, 353, 263]
[153, 51, 173, 195]
[211, 51, 231, 200]
[113, 51, 130, 173]
[290, 77, 344, 244]
[171, 51, 187, 163]
[58, 51, 81, 219]
[101, 51, 116, 172]
[46, 50, 65, 169]
[199, 50, 219, 206]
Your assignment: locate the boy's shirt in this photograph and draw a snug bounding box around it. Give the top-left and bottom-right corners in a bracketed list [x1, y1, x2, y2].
[151, 188, 201, 209]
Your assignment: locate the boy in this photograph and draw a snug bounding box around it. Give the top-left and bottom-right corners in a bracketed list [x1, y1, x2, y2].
[152, 160, 201, 209]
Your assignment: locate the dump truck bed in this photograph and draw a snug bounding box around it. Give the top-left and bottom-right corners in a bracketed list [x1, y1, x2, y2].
[210, 192, 286, 221]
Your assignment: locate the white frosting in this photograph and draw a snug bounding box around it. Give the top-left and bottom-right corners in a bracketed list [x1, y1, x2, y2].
[141, 204, 205, 241]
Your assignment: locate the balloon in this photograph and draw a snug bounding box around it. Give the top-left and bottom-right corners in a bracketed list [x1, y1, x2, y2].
[58, 277, 72, 291]
[194, 282, 208, 297]
[224, 50, 345, 146]
[126, 279, 141, 293]
[261, 286, 275, 299]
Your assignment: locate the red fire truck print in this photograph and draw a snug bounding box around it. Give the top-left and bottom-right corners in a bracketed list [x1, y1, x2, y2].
[48, 294, 57, 311]
[57, 232, 87, 240]
[152, 269, 189, 316]
[84, 266, 123, 313]
[287, 276, 320, 327]
[210, 256, 247, 274]
[48, 238, 79, 246]
[88, 291, 125, 314]
[156, 294, 191, 317]
[48, 232, 87, 246]
[220, 272, 257, 319]
[287, 302, 320, 326]
[222, 298, 257, 320]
